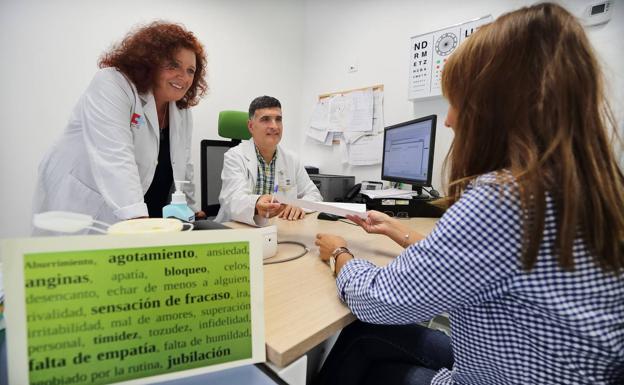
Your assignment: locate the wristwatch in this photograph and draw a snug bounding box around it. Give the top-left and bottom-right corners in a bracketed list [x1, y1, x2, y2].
[329, 247, 354, 276]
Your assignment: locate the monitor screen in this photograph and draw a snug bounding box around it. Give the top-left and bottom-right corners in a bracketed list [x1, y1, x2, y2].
[200, 140, 238, 216]
[381, 115, 436, 186]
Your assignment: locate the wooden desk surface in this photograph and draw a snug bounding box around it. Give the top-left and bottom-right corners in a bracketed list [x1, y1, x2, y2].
[229, 214, 438, 367]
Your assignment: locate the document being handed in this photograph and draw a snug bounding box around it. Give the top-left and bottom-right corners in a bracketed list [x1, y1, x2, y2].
[277, 196, 367, 220]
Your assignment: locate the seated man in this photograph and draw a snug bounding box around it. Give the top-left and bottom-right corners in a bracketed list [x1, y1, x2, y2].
[215, 96, 322, 226]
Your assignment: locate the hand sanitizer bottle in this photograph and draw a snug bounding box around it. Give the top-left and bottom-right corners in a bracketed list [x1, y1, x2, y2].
[162, 180, 195, 222]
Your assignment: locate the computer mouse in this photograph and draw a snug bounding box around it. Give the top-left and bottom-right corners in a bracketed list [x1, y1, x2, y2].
[317, 212, 342, 221]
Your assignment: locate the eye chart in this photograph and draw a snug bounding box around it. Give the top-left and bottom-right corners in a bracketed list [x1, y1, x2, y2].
[408, 15, 492, 100]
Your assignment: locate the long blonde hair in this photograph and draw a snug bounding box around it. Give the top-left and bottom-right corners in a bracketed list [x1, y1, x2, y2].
[441, 3, 624, 273]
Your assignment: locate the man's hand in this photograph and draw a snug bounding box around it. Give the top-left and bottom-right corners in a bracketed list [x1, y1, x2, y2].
[278, 205, 306, 221]
[256, 195, 282, 218]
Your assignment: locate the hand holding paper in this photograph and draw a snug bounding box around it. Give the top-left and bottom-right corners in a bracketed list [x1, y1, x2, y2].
[277, 197, 367, 220]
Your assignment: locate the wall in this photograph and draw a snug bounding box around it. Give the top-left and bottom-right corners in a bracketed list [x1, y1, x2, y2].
[1, 0, 622, 238]
[298, 0, 624, 190]
[0, 0, 304, 238]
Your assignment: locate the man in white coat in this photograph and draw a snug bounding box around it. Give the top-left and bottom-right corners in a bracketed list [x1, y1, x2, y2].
[215, 96, 322, 226]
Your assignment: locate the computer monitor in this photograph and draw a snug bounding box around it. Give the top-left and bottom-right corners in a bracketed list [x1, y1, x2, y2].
[381, 115, 436, 193]
[200, 139, 238, 217]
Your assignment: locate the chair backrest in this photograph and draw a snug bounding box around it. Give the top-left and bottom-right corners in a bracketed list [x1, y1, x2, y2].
[200, 139, 238, 217]
[218, 110, 251, 143]
[199, 110, 250, 217]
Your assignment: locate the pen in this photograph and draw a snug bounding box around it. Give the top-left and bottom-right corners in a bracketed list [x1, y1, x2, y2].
[267, 184, 278, 218]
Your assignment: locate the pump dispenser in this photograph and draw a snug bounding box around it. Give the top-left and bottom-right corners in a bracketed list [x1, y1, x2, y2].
[162, 180, 195, 222]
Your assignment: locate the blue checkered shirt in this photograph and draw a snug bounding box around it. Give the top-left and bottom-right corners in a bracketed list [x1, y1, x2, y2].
[255, 147, 277, 195]
[337, 172, 624, 384]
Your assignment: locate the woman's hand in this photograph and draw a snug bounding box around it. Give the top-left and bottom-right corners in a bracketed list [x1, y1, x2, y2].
[315, 233, 347, 262]
[346, 210, 396, 236]
[347, 210, 423, 248]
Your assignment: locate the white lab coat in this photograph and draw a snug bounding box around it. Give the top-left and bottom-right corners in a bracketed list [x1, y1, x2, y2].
[215, 140, 322, 226]
[33, 68, 197, 233]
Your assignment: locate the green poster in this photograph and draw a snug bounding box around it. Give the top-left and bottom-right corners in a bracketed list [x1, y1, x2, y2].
[22, 241, 253, 385]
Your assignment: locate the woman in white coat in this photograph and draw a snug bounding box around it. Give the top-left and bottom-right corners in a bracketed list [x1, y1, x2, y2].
[33, 22, 207, 233]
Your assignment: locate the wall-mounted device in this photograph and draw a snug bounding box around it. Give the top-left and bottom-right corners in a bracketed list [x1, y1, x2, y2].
[580, 1, 612, 27]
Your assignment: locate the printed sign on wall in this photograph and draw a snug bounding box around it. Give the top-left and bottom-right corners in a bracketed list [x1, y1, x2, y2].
[408, 15, 492, 100]
[2, 230, 265, 385]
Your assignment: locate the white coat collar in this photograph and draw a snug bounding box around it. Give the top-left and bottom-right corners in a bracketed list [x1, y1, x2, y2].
[139, 91, 159, 136]
[139, 92, 181, 137]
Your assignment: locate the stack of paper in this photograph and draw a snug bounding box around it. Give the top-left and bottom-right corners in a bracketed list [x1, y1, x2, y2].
[360, 188, 418, 199]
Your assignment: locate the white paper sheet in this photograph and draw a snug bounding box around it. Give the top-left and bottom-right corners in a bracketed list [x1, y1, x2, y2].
[278, 197, 367, 219]
[344, 89, 374, 132]
[342, 131, 368, 144]
[361, 188, 417, 199]
[373, 89, 384, 133]
[307, 126, 331, 144]
[310, 98, 330, 130]
[324, 132, 335, 146]
[348, 134, 383, 165]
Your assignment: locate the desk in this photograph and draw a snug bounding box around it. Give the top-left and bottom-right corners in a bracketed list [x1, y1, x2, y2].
[228, 213, 438, 368]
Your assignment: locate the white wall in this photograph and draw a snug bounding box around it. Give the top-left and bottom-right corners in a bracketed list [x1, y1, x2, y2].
[298, 0, 624, 190]
[1, 0, 622, 238]
[0, 0, 304, 238]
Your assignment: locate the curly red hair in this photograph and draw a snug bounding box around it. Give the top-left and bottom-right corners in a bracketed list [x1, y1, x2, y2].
[99, 21, 207, 109]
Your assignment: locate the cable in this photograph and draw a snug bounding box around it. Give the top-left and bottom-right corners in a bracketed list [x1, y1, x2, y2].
[263, 241, 309, 265]
[422, 186, 441, 198]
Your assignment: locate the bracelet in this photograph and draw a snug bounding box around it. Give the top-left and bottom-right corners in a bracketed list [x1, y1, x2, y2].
[403, 233, 410, 247]
[330, 247, 354, 276]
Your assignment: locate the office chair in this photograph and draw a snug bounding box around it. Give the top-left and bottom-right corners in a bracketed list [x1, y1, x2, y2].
[200, 110, 250, 217]
[218, 110, 251, 144]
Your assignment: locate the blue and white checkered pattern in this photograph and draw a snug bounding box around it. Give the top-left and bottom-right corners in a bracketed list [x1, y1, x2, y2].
[337, 172, 624, 384]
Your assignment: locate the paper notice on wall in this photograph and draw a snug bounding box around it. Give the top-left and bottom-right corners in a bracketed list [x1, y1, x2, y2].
[309, 98, 330, 130]
[343, 89, 373, 132]
[373, 90, 384, 133]
[307, 126, 331, 144]
[2, 230, 265, 385]
[348, 134, 383, 166]
[328, 94, 347, 132]
[408, 15, 492, 100]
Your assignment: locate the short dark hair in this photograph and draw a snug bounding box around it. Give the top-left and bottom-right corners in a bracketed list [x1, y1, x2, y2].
[248, 96, 281, 118]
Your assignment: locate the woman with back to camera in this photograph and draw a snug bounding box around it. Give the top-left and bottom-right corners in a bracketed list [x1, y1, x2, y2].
[314, 3, 623, 384]
[33, 21, 207, 233]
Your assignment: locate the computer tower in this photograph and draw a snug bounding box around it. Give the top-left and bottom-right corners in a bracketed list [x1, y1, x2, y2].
[309, 174, 355, 202]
